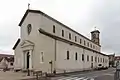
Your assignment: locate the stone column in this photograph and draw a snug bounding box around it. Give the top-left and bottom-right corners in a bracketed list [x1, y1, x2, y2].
[22, 52, 25, 69]
[24, 52, 27, 69]
[22, 52, 26, 69]
[29, 50, 32, 70]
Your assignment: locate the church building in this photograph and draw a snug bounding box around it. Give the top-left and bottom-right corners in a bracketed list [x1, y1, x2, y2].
[13, 9, 109, 73]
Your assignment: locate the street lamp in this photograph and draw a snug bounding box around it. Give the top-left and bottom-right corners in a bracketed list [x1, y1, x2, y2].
[49, 60, 53, 74]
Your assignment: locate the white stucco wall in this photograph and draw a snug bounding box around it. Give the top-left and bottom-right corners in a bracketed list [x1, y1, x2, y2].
[40, 14, 101, 53]
[14, 11, 109, 73]
[8, 62, 14, 69]
[0, 58, 8, 69]
[19, 12, 56, 73]
[56, 40, 92, 72]
[14, 41, 23, 70]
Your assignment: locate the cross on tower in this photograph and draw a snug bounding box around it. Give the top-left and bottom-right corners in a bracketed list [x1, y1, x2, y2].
[94, 26, 97, 30]
[28, 3, 30, 9]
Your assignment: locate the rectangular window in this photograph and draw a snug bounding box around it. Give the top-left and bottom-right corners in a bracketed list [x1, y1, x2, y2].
[53, 25, 55, 33]
[103, 58, 104, 63]
[87, 55, 89, 61]
[87, 42, 89, 47]
[80, 39, 82, 44]
[82, 54, 84, 61]
[75, 52, 77, 60]
[75, 36, 77, 42]
[62, 30, 64, 37]
[67, 51, 69, 60]
[69, 33, 71, 40]
[84, 40, 86, 45]
[40, 52, 44, 63]
[91, 56, 93, 62]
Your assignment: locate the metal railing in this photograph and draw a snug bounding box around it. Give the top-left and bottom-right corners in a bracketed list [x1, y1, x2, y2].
[32, 70, 50, 80]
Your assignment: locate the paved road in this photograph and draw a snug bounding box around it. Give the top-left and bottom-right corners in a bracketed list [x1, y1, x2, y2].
[51, 68, 115, 80]
[0, 68, 115, 80]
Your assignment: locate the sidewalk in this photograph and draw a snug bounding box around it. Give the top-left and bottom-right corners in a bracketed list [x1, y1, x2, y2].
[0, 70, 93, 80]
[0, 71, 33, 80]
[0, 68, 114, 80]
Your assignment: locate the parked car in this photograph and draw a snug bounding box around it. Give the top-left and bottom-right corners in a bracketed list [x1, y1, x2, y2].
[97, 64, 102, 70]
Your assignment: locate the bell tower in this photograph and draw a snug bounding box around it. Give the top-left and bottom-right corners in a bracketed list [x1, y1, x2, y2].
[91, 28, 100, 45]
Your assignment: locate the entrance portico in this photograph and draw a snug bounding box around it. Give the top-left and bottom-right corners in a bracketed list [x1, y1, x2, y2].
[21, 40, 34, 70]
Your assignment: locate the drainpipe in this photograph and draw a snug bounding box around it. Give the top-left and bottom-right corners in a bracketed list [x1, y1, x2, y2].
[83, 48, 85, 71]
[54, 39, 56, 74]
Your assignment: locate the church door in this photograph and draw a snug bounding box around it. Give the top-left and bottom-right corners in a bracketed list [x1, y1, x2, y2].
[26, 51, 30, 69]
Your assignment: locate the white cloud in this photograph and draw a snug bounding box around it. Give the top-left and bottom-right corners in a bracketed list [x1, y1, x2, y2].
[0, 0, 120, 55]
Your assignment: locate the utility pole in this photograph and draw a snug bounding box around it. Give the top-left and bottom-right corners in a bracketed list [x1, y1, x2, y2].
[49, 60, 53, 74]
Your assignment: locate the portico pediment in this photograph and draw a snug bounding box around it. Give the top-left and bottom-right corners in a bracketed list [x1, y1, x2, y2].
[21, 40, 34, 48]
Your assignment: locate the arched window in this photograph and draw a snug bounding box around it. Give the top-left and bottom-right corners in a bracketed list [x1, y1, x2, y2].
[53, 25, 55, 33]
[87, 55, 89, 61]
[75, 52, 77, 60]
[91, 56, 93, 61]
[62, 30, 64, 37]
[67, 51, 69, 60]
[75, 36, 77, 42]
[69, 33, 71, 40]
[82, 54, 84, 61]
[84, 40, 86, 45]
[80, 39, 82, 44]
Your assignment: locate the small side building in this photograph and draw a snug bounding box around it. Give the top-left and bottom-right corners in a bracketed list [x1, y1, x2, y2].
[108, 54, 115, 67]
[114, 56, 120, 67]
[0, 54, 14, 69]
